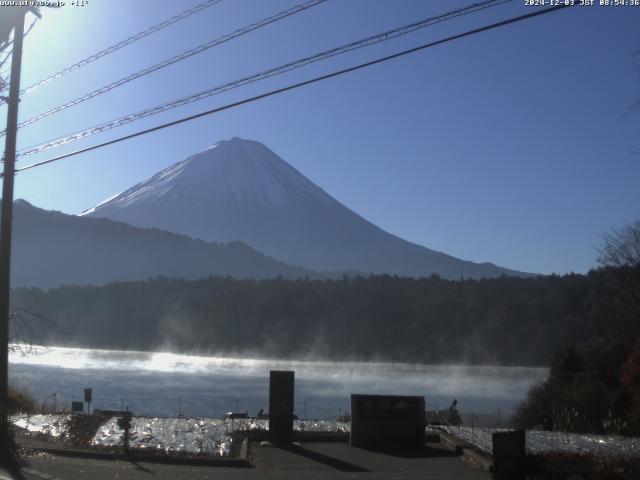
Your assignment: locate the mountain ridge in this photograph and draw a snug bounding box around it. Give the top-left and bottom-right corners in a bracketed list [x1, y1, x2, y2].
[8, 199, 322, 289]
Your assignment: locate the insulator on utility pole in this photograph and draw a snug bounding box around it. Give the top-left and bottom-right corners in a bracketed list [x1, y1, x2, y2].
[0, 7, 39, 50]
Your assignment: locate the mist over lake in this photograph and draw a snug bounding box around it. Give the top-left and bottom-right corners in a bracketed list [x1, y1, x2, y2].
[9, 346, 546, 419]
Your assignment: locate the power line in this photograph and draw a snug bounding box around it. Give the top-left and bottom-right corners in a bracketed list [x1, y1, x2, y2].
[23, 16, 38, 34]
[17, 0, 510, 158]
[12, 0, 225, 97]
[2, 0, 326, 135]
[0, 33, 15, 55]
[0, 51, 11, 74]
[13, 3, 575, 175]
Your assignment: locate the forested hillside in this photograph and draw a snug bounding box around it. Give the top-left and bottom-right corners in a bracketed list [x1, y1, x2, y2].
[12, 267, 634, 366]
[9, 200, 317, 288]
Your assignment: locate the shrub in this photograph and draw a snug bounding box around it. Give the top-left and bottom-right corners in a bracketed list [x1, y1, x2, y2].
[7, 386, 37, 414]
[513, 343, 637, 435]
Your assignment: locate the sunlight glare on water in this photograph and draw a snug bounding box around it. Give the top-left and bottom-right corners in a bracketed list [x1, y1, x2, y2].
[9, 345, 547, 418]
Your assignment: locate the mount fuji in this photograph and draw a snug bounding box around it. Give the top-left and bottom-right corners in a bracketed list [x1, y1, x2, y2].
[82, 137, 527, 279]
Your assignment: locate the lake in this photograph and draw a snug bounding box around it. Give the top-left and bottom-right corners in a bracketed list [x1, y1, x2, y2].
[9, 345, 547, 419]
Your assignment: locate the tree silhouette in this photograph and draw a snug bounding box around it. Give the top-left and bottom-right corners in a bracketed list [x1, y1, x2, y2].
[597, 218, 640, 334]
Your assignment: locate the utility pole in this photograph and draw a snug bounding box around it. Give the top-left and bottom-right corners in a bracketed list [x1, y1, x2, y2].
[0, 8, 26, 460]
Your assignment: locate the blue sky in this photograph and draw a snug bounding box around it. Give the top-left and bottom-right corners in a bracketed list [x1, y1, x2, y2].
[2, 0, 639, 275]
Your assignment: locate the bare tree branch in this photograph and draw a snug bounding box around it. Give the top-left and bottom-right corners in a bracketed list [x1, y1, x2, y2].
[8, 308, 67, 356]
[597, 219, 640, 316]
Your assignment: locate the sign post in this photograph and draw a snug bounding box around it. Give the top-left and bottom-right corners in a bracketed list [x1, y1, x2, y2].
[84, 388, 92, 415]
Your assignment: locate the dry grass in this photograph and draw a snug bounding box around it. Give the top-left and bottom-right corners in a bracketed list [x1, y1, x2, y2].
[7, 386, 37, 414]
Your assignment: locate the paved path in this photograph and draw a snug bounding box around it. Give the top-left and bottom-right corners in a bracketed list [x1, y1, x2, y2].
[15, 442, 490, 479]
[254, 442, 490, 479]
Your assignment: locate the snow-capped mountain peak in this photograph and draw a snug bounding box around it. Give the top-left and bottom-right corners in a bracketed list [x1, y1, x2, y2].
[83, 137, 528, 279]
[82, 138, 330, 215]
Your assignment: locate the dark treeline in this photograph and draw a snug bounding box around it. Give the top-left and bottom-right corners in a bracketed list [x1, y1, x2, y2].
[10, 267, 635, 366]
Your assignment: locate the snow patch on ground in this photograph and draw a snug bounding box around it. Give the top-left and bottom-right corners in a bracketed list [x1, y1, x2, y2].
[11, 414, 350, 457]
[92, 417, 231, 456]
[442, 426, 640, 458]
[11, 414, 72, 438]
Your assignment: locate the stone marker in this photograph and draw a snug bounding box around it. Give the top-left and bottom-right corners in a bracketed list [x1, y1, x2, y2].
[350, 394, 425, 450]
[269, 370, 294, 444]
[492, 429, 525, 479]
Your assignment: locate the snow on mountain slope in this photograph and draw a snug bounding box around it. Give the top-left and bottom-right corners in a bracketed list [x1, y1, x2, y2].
[85, 138, 331, 211]
[83, 137, 529, 279]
